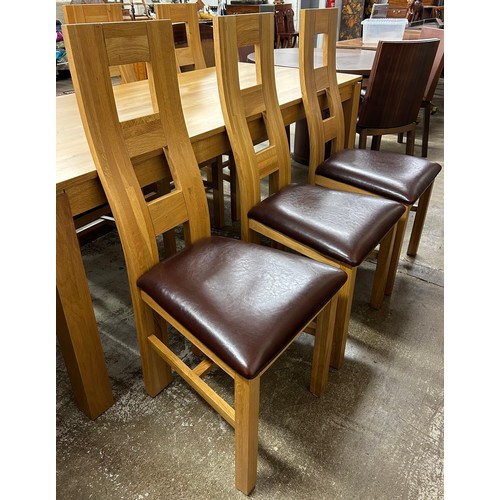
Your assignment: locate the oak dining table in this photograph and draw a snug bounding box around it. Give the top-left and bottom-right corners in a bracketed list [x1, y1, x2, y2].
[56, 62, 362, 419]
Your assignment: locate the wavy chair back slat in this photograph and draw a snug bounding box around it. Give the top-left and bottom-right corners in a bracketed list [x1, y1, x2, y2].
[214, 13, 291, 238]
[299, 8, 345, 173]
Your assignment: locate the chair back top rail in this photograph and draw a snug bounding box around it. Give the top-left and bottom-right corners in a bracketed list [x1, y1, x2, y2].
[63, 20, 211, 283]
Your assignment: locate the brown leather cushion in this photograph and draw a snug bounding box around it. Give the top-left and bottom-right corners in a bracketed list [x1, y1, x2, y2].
[316, 149, 442, 205]
[248, 184, 405, 267]
[137, 236, 347, 379]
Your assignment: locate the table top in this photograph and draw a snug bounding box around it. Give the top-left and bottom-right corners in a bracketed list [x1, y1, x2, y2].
[336, 28, 422, 50]
[56, 63, 361, 191]
[248, 48, 375, 75]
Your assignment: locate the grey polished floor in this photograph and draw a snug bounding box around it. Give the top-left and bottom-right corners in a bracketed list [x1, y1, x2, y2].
[56, 73, 444, 499]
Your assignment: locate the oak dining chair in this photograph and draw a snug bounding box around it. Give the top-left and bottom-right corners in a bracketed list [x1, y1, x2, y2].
[63, 18, 348, 495]
[298, 7, 442, 293]
[214, 12, 406, 369]
[62, 3, 147, 83]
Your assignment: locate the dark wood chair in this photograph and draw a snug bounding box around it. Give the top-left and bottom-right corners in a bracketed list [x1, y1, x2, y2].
[214, 13, 406, 370]
[356, 39, 439, 155]
[63, 18, 347, 495]
[275, 9, 299, 48]
[298, 7, 442, 290]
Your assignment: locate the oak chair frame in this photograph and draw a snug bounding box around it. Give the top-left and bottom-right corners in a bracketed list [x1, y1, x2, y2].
[63, 19, 341, 495]
[214, 13, 398, 369]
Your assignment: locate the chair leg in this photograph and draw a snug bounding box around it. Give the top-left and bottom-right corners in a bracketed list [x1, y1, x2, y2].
[210, 156, 225, 229]
[421, 102, 432, 158]
[138, 304, 174, 397]
[405, 127, 415, 156]
[397, 132, 404, 144]
[358, 130, 368, 149]
[407, 181, 434, 256]
[330, 266, 357, 369]
[370, 225, 397, 309]
[310, 296, 338, 396]
[385, 207, 411, 296]
[235, 376, 260, 495]
[371, 135, 382, 151]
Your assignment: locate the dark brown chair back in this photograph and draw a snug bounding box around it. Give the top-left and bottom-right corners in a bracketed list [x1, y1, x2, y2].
[275, 10, 287, 37]
[358, 39, 439, 130]
[419, 27, 444, 102]
[284, 8, 296, 33]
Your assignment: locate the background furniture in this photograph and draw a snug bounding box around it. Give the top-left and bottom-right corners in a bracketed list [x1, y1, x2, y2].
[356, 39, 439, 154]
[225, 2, 291, 15]
[275, 8, 299, 48]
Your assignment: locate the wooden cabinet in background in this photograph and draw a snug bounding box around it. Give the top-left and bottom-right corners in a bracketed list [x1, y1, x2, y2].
[225, 2, 292, 15]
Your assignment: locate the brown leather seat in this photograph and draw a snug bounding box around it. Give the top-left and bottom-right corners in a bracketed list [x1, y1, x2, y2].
[317, 149, 442, 205]
[248, 184, 405, 267]
[138, 236, 347, 379]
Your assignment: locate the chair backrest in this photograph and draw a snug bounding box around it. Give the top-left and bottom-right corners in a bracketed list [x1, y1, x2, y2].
[299, 8, 345, 179]
[155, 3, 206, 71]
[419, 26, 444, 102]
[284, 8, 296, 33]
[63, 3, 123, 24]
[62, 3, 147, 83]
[275, 10, 287, 36]
[63, 19, 211, 290]
[214, 13, 291, 241]
[358, 38, 439, 130]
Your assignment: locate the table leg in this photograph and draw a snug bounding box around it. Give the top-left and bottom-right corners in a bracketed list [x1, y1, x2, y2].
[56, 190, 114, 419]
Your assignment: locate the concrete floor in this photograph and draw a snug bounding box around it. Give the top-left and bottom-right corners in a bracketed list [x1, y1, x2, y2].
[56, 73, 444, 499]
